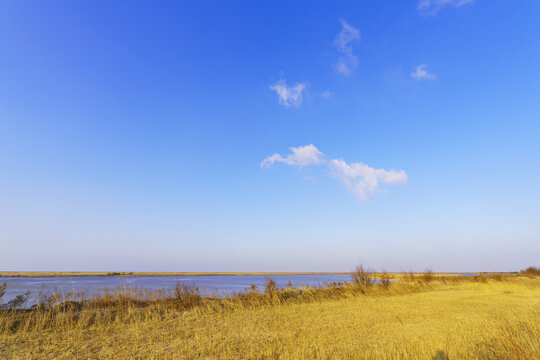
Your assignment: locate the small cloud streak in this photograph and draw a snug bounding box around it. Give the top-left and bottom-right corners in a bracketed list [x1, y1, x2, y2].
[333, 19, 360, 75]
[417, 0, 474, 15]
[329, 159, 407, 201]
[270, 79, 306, 108]
[411, 64, 436, 80]
[261, 144, 407, 201]
[261, 144, 324, 168]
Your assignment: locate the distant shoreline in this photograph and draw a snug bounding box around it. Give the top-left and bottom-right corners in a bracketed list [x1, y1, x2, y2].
[0, 271, 352, 278]
[0, 271, 513, 278]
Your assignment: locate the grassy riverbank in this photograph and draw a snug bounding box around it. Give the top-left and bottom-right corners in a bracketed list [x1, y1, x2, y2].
[1, 272, 539, 359]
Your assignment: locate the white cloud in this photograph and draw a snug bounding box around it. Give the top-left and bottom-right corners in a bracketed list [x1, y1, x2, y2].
[261, 144, 324, 168]
[270, 79, 306, 108]
[411, 64, 436, 80]
[261, 144, 407, 201]
[417, 0, 474, 15]
[329, 159, 407, 201]
[333, 19, 360, 75]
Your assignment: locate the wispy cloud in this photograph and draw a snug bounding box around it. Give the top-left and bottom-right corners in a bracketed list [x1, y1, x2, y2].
[417, 0, 474, 15]
[333, 19, 360, 75]
[329, 159, 407, 201]
[270, 79, 306, 108]
[411, 64, 436, 80]
[261, 144, 324, 168]
[261, 144, 407, 201]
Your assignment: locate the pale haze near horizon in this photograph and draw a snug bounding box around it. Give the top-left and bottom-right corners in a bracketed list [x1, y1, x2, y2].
[1, 1, 539, 272]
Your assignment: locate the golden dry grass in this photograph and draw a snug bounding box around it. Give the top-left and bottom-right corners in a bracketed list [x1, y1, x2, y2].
[1, 276, 538, 359]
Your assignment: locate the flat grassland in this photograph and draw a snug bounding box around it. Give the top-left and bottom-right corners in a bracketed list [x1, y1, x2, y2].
[1, 275, 539, 359]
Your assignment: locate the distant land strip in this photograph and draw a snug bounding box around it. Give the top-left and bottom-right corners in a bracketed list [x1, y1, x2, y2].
[0, 272, 352, 277]
[0, 271, 515, 278]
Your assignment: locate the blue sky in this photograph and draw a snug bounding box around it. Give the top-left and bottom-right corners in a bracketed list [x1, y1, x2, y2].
[1, 1, 539, 272]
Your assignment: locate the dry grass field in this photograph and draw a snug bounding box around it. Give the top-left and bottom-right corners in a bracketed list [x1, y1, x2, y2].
[1, 271, 539, 359]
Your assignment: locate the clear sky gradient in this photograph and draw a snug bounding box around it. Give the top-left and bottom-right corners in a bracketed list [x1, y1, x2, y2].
[1, 1, 539, 272]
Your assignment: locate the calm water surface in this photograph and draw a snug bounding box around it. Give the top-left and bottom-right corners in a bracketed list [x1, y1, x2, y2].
[0, 275, 352, 305]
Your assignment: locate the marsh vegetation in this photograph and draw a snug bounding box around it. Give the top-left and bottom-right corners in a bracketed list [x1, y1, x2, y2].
[0, 267, 539, 359]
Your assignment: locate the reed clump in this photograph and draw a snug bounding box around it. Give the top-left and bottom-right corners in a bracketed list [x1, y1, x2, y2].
[379, 270, 391, 289]
[421, 268, 434, 282]
[351, 265, 374, 291]
[521, 266, 540, 277]
[172, 282, 201, 308]
[0, 282, 6, 301]
[490, 273, 505, 281]
[264, 277, 277, 296]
